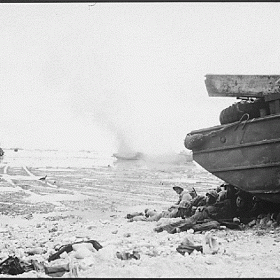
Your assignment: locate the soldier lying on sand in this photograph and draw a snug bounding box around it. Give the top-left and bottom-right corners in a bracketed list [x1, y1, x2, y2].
[127, 185, 195, 222]
[154, 188, 240, 233]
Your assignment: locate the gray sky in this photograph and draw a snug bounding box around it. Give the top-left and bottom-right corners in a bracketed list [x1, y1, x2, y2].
[1, 2, 279, 153]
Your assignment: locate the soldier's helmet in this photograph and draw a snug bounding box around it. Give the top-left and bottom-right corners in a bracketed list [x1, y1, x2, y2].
[206, 189, 219, 200]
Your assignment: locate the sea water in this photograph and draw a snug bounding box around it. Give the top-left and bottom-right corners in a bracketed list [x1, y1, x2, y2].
[0, 149, 115, 168]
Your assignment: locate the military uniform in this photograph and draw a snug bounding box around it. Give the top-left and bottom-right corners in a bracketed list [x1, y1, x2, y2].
[176, 190, 192, 207]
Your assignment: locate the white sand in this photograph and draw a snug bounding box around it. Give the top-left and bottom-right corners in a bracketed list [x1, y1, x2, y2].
[0, 160, 279, 278]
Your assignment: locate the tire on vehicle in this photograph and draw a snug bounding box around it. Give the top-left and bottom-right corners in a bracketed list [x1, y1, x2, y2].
[219, 99, 268, 125]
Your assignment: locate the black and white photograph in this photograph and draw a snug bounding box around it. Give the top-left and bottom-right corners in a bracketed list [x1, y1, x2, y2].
[0, 2, 280, 278]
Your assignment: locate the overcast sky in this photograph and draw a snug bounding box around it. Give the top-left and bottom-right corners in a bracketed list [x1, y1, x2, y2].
[1, 2, 280, 153]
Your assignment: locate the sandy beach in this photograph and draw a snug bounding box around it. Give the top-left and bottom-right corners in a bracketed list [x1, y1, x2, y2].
[0, 149, 279, 278]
